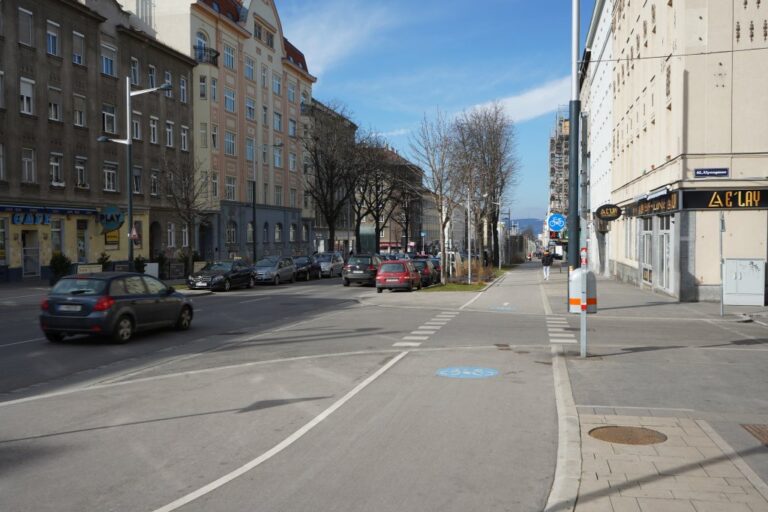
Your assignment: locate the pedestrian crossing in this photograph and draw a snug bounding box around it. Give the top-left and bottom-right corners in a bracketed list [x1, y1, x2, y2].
[393, 311, 459, 347]
[546, 316, 576, 344]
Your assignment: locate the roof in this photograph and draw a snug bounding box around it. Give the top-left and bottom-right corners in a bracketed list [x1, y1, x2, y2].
[283, 38, 309, 73]
[200, 0, 244, 23]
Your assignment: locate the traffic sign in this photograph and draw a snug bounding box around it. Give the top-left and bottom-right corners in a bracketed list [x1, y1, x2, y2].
[580, 247, 588, 266]
[547, 213, 566, 232]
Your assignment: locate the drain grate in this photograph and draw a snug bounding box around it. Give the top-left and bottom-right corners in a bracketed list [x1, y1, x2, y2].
[589, 426, 667, 445]
[742, 424, 768, 446]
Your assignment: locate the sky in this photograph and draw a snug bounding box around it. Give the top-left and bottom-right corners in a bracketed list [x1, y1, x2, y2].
[277, 0, 597, 220]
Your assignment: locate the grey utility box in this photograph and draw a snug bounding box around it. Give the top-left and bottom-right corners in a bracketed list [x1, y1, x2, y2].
[723, 258, 766, 306]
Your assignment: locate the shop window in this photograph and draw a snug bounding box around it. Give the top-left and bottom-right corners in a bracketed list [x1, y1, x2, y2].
[0, 218, 7, 265]
[51, 219, 63, 253]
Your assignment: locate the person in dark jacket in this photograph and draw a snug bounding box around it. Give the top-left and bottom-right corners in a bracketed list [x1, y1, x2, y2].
[541, 250, 554, 281]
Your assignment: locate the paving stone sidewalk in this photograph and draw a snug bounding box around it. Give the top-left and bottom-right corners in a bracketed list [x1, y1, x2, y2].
[575, 414, 768, 511]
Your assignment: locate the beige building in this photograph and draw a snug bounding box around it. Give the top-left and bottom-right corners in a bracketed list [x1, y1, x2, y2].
[607, 0, 768, 301]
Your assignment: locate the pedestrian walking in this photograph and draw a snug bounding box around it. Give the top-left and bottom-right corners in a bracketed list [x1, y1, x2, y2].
[541, 250, 554, 281]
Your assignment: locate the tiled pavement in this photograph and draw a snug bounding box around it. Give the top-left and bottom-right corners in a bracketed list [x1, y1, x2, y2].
[575, 413, 768, 511]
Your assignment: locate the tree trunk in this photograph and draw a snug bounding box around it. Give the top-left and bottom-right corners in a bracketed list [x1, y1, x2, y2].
[374, 217, 381, 254]
[355, 219, 363, 253]
[328, 225, 336, 253]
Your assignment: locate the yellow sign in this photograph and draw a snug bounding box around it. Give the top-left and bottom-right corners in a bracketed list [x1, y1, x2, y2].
[105, 229, 120, 247]
[707, 190, 761, 208]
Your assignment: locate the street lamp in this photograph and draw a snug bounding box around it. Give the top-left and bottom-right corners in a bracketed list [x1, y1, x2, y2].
[98, 78, 172, 271]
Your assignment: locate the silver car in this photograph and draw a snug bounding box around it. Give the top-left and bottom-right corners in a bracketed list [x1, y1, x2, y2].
[252, 256, 296, 285]
[316, 252, 344, 277]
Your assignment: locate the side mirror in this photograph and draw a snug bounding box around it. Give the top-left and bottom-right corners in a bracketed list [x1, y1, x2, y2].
[166, 286, 176, 295]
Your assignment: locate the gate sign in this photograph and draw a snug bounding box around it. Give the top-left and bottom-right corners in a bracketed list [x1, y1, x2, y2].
[595, 204, 622, 221]
[98, 205, 125, 234]
[547, 213, 566, 232]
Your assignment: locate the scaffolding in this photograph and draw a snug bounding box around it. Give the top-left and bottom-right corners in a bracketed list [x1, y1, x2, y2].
[548, 107, 570, 216]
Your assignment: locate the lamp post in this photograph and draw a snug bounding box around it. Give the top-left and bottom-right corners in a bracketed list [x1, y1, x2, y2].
[98, 77, 172, 271]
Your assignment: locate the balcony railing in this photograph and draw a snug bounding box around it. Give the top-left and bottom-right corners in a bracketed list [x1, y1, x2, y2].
[193, 45, 219, 65]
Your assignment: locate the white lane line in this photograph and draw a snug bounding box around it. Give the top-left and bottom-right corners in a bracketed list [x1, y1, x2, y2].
[420, 325, 441, 330]
[239, 297, 268, 304]
[548, 328, 567, 333]
[151, 351, 410, 512]
[393, 342, 421, 347]
[549, 333, 576, 339]
[540, 285, 553, 316]
[459, 292, 483, 310]
[0, 337, 45, 348]
[435, 315, 454, 319]
[503, 302, 510, 306]
[402, 336, 429, 341]
[424, 321, 448, 325]
[440, 312, 459, 316]
[550, 339, 577, 344]
[411, 331, 436, 335]
[577, 404, 696, 412]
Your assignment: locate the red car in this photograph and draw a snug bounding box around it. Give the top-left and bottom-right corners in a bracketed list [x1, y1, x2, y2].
[376, 261, 422, 293]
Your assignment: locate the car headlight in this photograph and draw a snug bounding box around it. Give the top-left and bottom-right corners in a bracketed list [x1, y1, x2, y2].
[188, 275, 194, 281]
[212, 275, 224, 282]
[265, 271, 275, 277]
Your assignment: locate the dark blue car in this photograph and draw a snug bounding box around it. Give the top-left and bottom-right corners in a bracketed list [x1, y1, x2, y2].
[40, 272, 193, 343]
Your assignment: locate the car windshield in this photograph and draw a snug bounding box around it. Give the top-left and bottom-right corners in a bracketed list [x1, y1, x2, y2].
[294, 257, 308, 265]
[52, 278, 107, 296]
[316, 254, 332, 262]
[255, 258, 277, 266]
[348, 257, 371, 265]
[412, 261, 426, 269]
[380, 263, 404, 273]
[203, 262, 233, 271]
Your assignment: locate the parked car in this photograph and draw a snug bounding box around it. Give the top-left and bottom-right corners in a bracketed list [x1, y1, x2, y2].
[430, 257, 443, 283]
[253, 256, 296, 285]
[342, 254, 382, 286]
[188, 260, 254, 291]
[293, 255, 321, 281]
[316, 252, 344, 277]
[376, 261, 422, 293]
[412, 259, 438, 287]
[40, 272, 193, 343]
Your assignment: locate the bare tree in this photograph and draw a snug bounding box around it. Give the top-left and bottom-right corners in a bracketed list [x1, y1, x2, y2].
[359, 144, 401, 255]
[410, 109, 463, 282]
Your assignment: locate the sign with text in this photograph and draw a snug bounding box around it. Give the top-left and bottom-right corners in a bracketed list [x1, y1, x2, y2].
[624, 192, 679, 217]
[595, 204, 622, 221]
[694, 168, 729, 178]
[98, 205, 125, 234]
[683, 189, 767, 210]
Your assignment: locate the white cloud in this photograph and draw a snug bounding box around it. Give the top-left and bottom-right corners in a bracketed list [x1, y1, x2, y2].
[280, 1, 396, 77]
[378, 128, 411, 138]
[474, 76, 571, 123]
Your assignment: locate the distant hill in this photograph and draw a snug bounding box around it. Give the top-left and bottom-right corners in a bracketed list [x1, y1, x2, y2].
[512, 218, 543, 236]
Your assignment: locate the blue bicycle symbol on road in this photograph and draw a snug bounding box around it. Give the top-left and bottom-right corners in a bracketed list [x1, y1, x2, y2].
[436, 367, 499, 379]
[547, 214, 566, 232]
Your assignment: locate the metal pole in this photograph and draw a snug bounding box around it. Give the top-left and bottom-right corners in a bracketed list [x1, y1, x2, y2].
[126, 77, 134, 272]
[467, 188, 472, 285]
[252, 180, 257, 261]
[720, 211, 725, 317]
[568, 0, 581, 271]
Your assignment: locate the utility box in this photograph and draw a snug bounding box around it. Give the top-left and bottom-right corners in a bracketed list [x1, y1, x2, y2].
[569, 268, 597, 314]
[723, 259, 765, 306]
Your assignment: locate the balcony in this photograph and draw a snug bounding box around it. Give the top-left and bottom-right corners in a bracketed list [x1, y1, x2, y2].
[193, 45, 219, 66]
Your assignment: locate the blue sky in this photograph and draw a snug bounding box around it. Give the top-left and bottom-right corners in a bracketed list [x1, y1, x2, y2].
[278, 0, 597, 219]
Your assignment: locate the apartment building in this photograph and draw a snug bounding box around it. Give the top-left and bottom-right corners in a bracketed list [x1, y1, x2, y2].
[123, 0, 316, 261]
[0, 0, 194, 282]
[546, 108, 570, 250]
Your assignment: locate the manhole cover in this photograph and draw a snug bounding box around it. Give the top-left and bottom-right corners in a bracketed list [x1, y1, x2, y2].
[742, 424, 768, 446]
[589, 426, 667, 445]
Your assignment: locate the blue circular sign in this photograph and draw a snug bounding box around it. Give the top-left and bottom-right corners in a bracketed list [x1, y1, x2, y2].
[436, 367, 499, 379]
[547, 213, 566, 232]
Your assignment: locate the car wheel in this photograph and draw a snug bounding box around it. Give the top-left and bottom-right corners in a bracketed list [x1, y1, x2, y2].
[273, 275, 280, 286]
[45, 332, 65, 343]
[247, 276, 255, 289]
[112, 315, 133, 344]
[306, 271, 311, 281]
[224, 279, 231, 292]
[343, 278, 350, 287]
[376, 287, 383, 293]
[175, 306, 193, 330]
[407, 282, 413, 292]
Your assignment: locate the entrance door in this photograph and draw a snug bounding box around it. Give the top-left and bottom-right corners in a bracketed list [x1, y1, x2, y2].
[21, 230, 40, 277]
[657, 215, 671, 291]
[76, 219, 88, 263]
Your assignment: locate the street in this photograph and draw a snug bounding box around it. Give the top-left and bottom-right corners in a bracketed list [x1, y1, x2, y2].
[1, 265, 767, 511]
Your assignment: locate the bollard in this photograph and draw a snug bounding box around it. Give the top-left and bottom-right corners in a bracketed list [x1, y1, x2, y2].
[569, 268, 597, 314]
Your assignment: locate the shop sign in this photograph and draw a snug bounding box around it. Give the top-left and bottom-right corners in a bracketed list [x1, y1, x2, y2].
[624, 191, 679, 217]
[104, 229, 120, 248]
[683, 189, 767, 210]
[694, 168, 729, 178]
[595, 204, 622, 221]
[12, 212, 52, 225]
[98, 205, 125, 233]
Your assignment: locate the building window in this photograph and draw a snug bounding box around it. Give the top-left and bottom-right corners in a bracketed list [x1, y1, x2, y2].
[247, 221, 254, 243]
[290, 188, 297, 208]
[263, 183, 269, 204]
[288, 119, 297, 137]
[304, 191, 310, 209]
[275, 223, 282, 242]
[165, 122, 174, 147]
[130, 57, 140, 85]
[196, 31, 208, 56]
[20, 78, 34, 115]
[266, 32, 274, 49]
[225, 176, 236, 200]
[102, 104, 116, 133]
[0, 72, 4, 109]
[49, 154, 63, 185]
[18, 8, 33, 46]
[273, 112, 282, 131]
[74, 95, 86, 127]
[48, 88, 62, 121]
[149, 117, 158, 144]
[226, 221, 237, 244]
[290, 224, 297, 242]
[150, 170, 159, 195]
[211, 78, 217, 101]
[132, 166, 142, 194]
[131, 113, 142, 140]
[262, 144, 268, 163]
[199, 75, 207, 99]
[246, 180, 255, 203]
[288, 152, 297, 172]
[287, 82, 296, 103]
[22, 148, 36, 183]
[246, 138, 255, 162]
[223, 45, 235, 69]
[254, 23, 262, 40]
[75, 157, 88, 188]
[72, 32, 85, 65]
[148, 65, 156, 87]
[181, 126, 189, 151]
[180, 76, 187, 103]
[301, 91, 309, 106]
[302, 224, 309, 242]
[0, 219, 6, 266]
[272, 74, 281, 96]
[245, 97, 256, 120]
[46, 21, 60, 56]
[200, 123, 208, 148]
[273, 146, 282, 168]
[274, 185, 283, 206]
[101, 44, 117, 76]
[182, 223, 189, 247]
[211, 124, 218, 149]
[224, 88, 235, 112]
[51, 219, 63, 253]
[261, 66, 268, 87]
[262, 106, 268, 124]
[224, 131, 236, 156]
[164, 71, 172, 97]
[211, 172, 219, 198]
[103, 164, 117, 192]
[167, 222, 176, 247]
[0, 144, 4, 181]
[245, 57, 254, 80]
